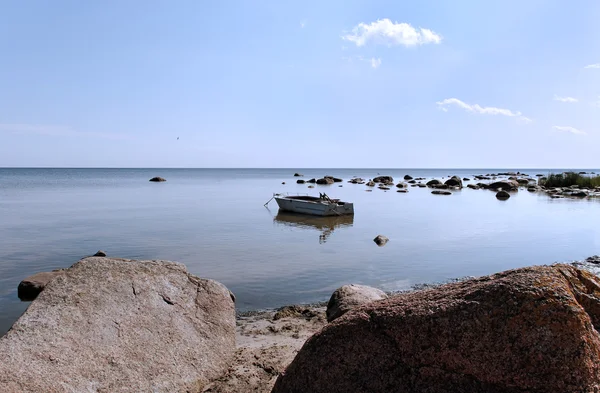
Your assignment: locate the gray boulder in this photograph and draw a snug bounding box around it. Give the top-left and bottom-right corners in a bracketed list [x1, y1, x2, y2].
[0, 257, 236, 393]
[326, 284, 388, 322]
[373, 235, 389, 246]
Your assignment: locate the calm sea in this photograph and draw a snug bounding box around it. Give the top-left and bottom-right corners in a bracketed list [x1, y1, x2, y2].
[1, 168, 599, 335]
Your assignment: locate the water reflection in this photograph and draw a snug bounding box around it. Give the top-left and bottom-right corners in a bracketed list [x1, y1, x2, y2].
[273, 212, 354, 244]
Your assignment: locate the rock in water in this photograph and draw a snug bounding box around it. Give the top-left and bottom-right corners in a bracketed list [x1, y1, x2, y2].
[373, 235, 388, 246]
[17, 270, 65, 301]
[403, 175, 413, 180]
[496, 190, 510, 200]
[149, 177, 166, 182]
[272, 265, 600, 393]
[316, 177, 334, 185]
[426, 179, 443, 187]
[296, 179, 305, 184]
[0, 257, 236, 392]
[431, 190, 452, 195]
[94, 250, 107, 257]
[326, 284, 387, 322]
[293, 173, 303, 177]
[489, 180, 519, 191]
[444, 176, 463, 188]
[373, 176, 393, 184]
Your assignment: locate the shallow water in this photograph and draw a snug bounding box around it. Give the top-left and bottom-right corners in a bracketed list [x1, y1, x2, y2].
[1, 168, 599, 335]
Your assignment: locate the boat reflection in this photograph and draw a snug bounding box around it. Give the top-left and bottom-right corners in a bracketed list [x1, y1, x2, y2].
[273, 212, 354, 244]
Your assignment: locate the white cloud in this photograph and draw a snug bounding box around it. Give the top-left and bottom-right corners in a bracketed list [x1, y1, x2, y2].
[0, 123, 132, 140]
[436, 98, 531, 123]
[342, 19, 442, 47]
[584, 63, 600, 69]
[300, 19, 307, 28]
[553, 95, 578, 103]
[370, 57, 382, 69]
[552, 126, 586, 135]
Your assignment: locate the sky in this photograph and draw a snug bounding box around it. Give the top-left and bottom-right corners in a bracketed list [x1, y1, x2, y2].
[1, 0, 600, 168]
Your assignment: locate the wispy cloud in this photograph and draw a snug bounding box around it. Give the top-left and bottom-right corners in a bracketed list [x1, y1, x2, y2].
[370, 57, 382, 69]
[436, 98, 531, 123]
[553, 126, 586, 135]
[342, 55, 383, 69]
[584, 63, 600, 69]
[342, 19, 442, 47]
[0, 123, 132, 140]
[300, 19, 307, 28]
[553, 95, 578, 103]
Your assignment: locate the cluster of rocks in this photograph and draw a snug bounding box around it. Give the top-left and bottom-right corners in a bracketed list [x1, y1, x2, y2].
[290, 172, 600, 201]
[8, 257, 600, 392]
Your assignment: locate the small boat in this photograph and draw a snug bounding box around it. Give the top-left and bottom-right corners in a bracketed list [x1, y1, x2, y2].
[273, 193, 354, 216]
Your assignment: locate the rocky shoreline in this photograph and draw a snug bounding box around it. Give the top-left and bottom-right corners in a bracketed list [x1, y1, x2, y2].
[3, 255, 600, 392]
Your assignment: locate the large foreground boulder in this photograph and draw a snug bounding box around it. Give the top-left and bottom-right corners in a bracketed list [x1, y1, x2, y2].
[273, 264, 600, 393]
[0, 257, 236, 392]
[326, 284, 387, 322]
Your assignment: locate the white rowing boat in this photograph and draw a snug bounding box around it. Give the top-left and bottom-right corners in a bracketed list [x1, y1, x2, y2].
[272, 193, 354, 216]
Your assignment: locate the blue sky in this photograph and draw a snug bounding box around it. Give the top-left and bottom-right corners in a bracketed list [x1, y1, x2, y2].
[1, 0, 599, 168]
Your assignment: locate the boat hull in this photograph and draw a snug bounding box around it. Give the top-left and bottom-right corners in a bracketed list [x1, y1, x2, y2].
[274, 196, 354, 216]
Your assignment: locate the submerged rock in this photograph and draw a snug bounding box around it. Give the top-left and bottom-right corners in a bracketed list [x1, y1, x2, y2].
[273, 264, 600, 393]
[431, 190, 452, 195]
[373, 235, 389, 247]
[296, 179, 305, 184]
[149, 177, 166, 182]
[293, 173, 303, 177]
[396, 189, 408, 193]
[306, 178, 317, 184]
[326, 284, 387, 322]
[0, 257, 236, 392]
